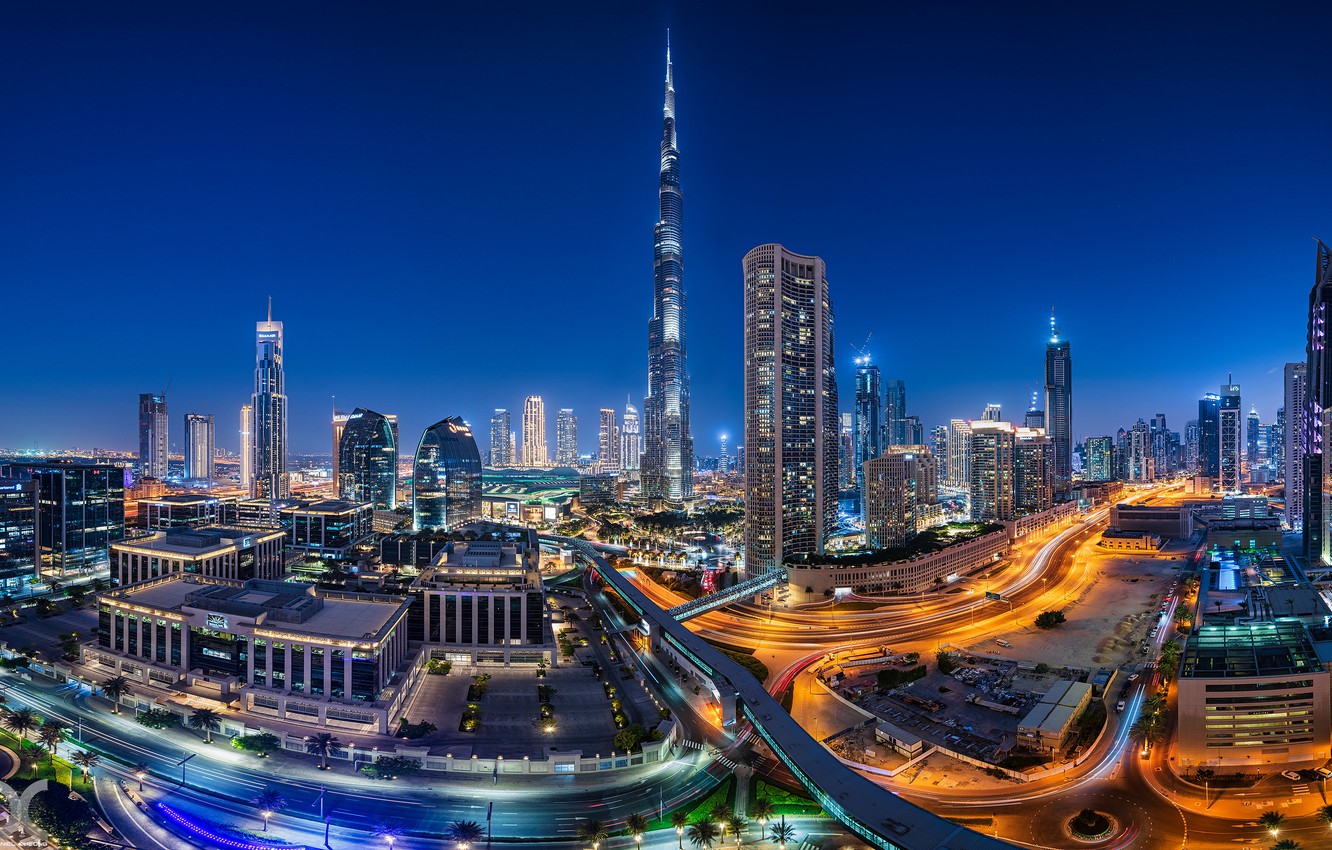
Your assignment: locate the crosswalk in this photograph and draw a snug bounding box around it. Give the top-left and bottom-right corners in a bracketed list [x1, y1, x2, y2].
[1292, 783, 1310, 796]
[682, 739, 706, 751]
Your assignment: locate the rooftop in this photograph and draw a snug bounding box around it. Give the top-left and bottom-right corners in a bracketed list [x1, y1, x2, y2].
[112, 526, 282, 556]
[1181, 622, 1324, 679]
[139, 494, 223, 506]
[282, 499, 369, 516]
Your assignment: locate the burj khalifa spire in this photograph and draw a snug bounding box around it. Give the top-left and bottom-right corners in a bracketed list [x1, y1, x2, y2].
[642, 31, 693, 505]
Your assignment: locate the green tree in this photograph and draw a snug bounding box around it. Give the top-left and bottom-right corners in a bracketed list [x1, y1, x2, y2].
[1129, 714, 1165, 749]
[36, 719, 66, 768]
[305, 732, 344, 769]
[135, 709, 181, 729]
[444, 820, 485, 848]
[1258, 811, 1286, 835]
[576, 819, 610, 848]
[188, 707, 221, 743]
[625, 813, 650, 843]
[725, 815, 747, 847]
[670, 811, 690, 850]
[687, 818, 721, 850]
[2, 706, 39, 746]
[1034, 610, 1067, 629]
[71, 749, 100, 781]
[232, 732, 282, 756]
[99, 675, 133, 713]
[748, 798, 775, 825]
[768, 817, 797, 849]
[935, 651, 957, 675]
[1269, 840, 1300, 850]
[1316, 804, 1332, 825]
[250, 788, 288, 831]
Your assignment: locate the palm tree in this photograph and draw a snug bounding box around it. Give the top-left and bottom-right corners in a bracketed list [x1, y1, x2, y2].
[250, 788, 288, 831]
[2, 707, 38, 749]
[304, 732, 344, 769]
[768, 816, 796, 850]
[687, 818, 720, 850]
[625, 814, 650, 846]
[1142, 693, 1167, 716]
[725, 816, 747, 847]
[443, 820, 485, 849]
[1258, 811, 1287, 835]
[131, 761, 150, 791]
[576, 819, 610, 849]
[71, 750, 100, 782]
[188, 707, 221, 743]
[36, 719, 66, 767]
[748, 798, 775, 827]
[670, 811, 689, 850]
[371, 820, 405, 848]
[1316, 804, 1332, 826]
[1269, 840, 1301, 850]
[1128, 715, 1165, 750]
[708, 801, 730, 821]
[99, 676, 133, 714]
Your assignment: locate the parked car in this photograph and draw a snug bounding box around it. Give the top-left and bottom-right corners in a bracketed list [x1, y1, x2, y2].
[1281, 770, 1302, 781]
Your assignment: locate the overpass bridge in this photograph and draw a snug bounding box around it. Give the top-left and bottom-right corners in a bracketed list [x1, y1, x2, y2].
[666, 570, 785, 621]
[543, 534, 1009, 850]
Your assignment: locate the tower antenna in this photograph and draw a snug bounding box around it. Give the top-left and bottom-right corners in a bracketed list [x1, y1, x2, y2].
[267, 296, 272, 323]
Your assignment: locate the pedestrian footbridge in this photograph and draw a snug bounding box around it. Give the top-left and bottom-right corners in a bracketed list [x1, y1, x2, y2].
[666, 570, 785, 621]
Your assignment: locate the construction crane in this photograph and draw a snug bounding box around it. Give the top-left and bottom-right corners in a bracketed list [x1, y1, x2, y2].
[850, 333, 873, 366]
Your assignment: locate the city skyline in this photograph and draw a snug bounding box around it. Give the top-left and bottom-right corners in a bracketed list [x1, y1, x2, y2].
[3, 3, 1327, 457]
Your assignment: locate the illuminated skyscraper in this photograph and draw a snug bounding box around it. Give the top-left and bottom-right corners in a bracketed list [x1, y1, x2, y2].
[138, 393, 168, 480]
[239, 404, 253, 490]
[331, 410, 351, 485]
[338, 408, 397, 510]
[598, 408, 620, 474]
[1304, 240, 1332, 565]
[1284, 362, 1307, 530]
[642, 34, 693, 506]
[413, 417, 481, 531]
[555, 409, 578, 467]
[743, 244, 838, 576]
[1044, 314, 1072, 497]
[1219, 378, 1241, 493]
[522, 396, 547, 467]
[930, 425, 948, 483]
[184, 413, 215, 480]
[251, 301, 288, 499]
[883, 379, 907, 446]
[969, 422, 1015, 522]
[839, 413, 855, 489]
[864, 446, 938, 549]
[719, 434, 730, 474]
[1085, 435, 1113, 482]
[1128, 419, 1154, 482]
[981, 404, 1003, 422]
[621, 400, 641, 473]
[1247, 408, 1261, 468]
[853, 359, 881, 496]
[489, 409, 512, 468]
[1014, 427, 1053, 513]
[1199, 393, 1221, 478]
[947, 419, 972, 489]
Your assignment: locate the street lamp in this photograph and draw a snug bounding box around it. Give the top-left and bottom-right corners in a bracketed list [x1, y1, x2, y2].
[135, 769, 146, 791]
[676, 826, 684, 850]
[262, 809, 272, 832]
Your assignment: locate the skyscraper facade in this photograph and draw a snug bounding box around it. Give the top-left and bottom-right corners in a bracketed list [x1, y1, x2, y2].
[904, 415, 924, 447]
[598, 408, 620, 474]
[1184, 419, 1200, 473]
[184, 413, 215, 480]
[555, 408, 579, 467]
[331, 410, 351, 486]
[1198, 393, 1221, 479]
[621, 401, 641, 473]
[1044, 317, 1072, 497]
[981, 404, 1003, 422]
[1084, 436, 1113, 482]
[522, 396, 547, 467]
[1150, 413, 1170, 478]
[947, 419, 972, 489]
[489, 410, 512, 468]
[413, 417, 482, 532]
[642, 36, 693, 507]
[338, 408, 397, 510]
[838, 412, 855, 490]
[1247, 408, 1262, 468]
[969, 422, 1015, 522]
[1128, 419, 1154, 482]
[1284, 362, 1307, 531]
[864, 446, 938, 549]
[930, 425, 948, 483]
[138, 393, 168, 480]
[251, 303, 288, 499]
[743, 244, 839, 576]
[239, 404, 253, 491]
[1014, 427, 1053, 513]
[853, 360, 881, 496]
[0, 463, 125, 576]
[1219, 379, 1241, 493]
[883, 379, 907, 447]
[1304, 241, 1332, 565]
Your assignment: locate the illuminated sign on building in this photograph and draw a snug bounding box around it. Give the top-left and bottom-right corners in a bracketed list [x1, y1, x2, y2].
[206, 613, 228, 631]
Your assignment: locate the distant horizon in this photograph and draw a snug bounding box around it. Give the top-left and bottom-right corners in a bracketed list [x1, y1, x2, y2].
[3, 2, 1325, 456]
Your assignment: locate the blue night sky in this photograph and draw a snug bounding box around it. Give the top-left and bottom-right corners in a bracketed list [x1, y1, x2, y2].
[2, 1, 1328, 456]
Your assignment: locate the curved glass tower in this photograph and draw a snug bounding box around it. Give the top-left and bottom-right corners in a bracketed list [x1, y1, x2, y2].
[413, 417, 482, 531]
[338, 407, 397, 510]
[642, 32, 693, 506]
[251, 300, 288, 499]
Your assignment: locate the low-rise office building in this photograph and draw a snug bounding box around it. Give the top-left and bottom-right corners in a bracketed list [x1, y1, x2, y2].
[1177, 622, 1331, 769]
[0, 477, 36, 593]
[410, 538, 555, 666]
[1017, 680, 1093, 754]
[785, 524, 1008, 597]
[280, 500, 373, 559]
[137, 495, 228, 531]
[88, 574, 415, 732]
[111, 527, 285, 585]
[1109, 504, 1193, 539]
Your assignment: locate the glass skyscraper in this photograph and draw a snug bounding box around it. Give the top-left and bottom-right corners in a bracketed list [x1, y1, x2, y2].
[338, 407, 398, 510]
[251, 301, 288, 499]
[138, 392, 168, 480]
[742, 244, 839, 577]
[0, 463, 125, 577]
[0, 476, 36, 592]
[184, 413, 215, 480]
[1044, 315, 1073, 497]
[413, 417, 482, 532]
[853, 359, 880, 499]
[642, 34, 693, 506]
[1304, 240, 1332, 565]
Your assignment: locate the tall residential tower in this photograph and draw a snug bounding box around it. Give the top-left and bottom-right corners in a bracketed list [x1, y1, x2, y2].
[1304, 240, 1332, 565]
[1285, 362, 1307, 530]
[1044, 313, 1072, 497]
[138, 393, 168, 480]
[642, 34, 693, 506]
[251, 301, 288, 499]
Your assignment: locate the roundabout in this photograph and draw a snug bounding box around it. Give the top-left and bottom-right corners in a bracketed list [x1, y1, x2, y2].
[1027, 792, 1148, 849]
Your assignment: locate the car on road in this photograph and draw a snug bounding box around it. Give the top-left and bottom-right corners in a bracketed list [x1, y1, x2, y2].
[1316, 767, 1332, 779]
[1281, 770, 1302, 781]
[1127, 673, 1140, 681]
[1115, 700, 1126, 713]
